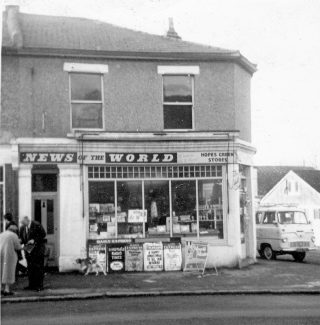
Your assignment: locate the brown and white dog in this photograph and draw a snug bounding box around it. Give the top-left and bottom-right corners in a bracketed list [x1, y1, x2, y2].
[75, 257, 107, 276]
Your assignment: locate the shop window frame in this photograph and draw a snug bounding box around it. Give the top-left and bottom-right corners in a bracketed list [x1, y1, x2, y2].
[87, 165, 227, 243]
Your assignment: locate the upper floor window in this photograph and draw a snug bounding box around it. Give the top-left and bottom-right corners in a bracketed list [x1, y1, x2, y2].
[163, 75, 194, 130]
[64, 63, 108, 130]
[70, 73, 103, 129]
[158, 66, 199, 131]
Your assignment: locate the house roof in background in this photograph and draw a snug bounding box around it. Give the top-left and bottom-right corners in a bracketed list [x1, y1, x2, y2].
[2, 10, 257, 73]
[257, 166, 320, 196]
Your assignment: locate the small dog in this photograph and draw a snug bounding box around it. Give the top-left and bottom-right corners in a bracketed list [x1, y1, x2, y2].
[76, 257, 107, 276]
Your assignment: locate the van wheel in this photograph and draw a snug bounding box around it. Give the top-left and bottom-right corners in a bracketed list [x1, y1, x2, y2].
[262, 245, 275, 260]
[292, 252, 306, 262]
[258, 250, 264, 258]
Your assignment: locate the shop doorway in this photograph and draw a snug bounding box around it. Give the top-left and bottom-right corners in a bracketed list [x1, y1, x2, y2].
[32, 195, 58, 267]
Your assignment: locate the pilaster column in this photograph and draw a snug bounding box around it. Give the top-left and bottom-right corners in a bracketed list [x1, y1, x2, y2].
[245, 166, 257, 261]
[18, 165, 32, 220]
[58, 164, 86, 272]
[226, 164, 241, 257]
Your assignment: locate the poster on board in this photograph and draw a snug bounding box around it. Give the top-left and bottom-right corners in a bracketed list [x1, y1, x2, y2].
[184, 241, 208, 274]
[163, 242, 182, 271]
[143, 242, 163, 272]
[125, 243, 144, 272]
[128, 210, 147, 223]
[88, 242, 107, 274]
[107, 244, 126, 273]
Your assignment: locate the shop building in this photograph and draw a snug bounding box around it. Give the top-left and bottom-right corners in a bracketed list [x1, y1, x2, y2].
[1, 4, 257, 271]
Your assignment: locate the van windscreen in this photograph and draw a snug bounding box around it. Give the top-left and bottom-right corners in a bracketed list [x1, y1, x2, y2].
[277, 211, 308, 224]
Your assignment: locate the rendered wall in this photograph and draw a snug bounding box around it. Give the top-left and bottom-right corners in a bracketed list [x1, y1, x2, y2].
[1, 56, 252, 141]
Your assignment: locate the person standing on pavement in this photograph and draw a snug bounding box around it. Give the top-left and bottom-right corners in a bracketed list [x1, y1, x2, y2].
[0, 224, 22, 296]
[4, 213, 16, 231]
[19, 216, 46, 292]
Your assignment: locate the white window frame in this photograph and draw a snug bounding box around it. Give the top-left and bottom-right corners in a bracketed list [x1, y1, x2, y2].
[64, 63, 108, 132]
[162, 74, 195, 131]
[86, 165, 227, 244]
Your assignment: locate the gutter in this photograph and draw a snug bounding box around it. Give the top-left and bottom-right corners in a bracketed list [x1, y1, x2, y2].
[73, 131, 241, 142]
[2, 47, 257, 75]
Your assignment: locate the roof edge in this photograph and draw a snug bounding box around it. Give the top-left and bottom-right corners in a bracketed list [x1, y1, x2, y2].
[2, 47, 257, 74]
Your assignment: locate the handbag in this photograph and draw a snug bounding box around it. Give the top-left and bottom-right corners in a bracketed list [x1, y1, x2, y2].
[24, 243, 35, 254]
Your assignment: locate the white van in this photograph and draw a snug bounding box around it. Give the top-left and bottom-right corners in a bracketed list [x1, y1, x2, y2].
[256, 206, 316, 262]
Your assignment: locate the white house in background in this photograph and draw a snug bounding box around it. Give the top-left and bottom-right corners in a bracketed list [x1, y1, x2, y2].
[256, 166, 320, 246]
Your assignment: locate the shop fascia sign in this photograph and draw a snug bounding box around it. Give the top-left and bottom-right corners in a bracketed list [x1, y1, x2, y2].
[20, 152, 77, 163]
[105, 153, 177, 163]
[177, 152, 235, 164]
[20, 151, 235, 164]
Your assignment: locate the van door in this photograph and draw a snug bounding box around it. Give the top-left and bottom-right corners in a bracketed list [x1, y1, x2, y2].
[260, 211, 281, 250]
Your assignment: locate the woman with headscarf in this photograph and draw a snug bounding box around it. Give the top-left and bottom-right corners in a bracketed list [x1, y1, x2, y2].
[0, 223, 22, 296]
[4, 213, 15, 231]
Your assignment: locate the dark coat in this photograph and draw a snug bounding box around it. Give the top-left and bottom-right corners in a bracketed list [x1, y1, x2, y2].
[19, 221, 46, 256]
[19, 221, 46, 289]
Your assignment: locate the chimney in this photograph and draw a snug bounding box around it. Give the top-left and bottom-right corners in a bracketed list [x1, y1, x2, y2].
[166, 18, 181, 40]
[4, 0, 23, 48]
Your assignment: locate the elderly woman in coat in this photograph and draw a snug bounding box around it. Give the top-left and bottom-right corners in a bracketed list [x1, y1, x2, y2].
[0, 223, 22, 296]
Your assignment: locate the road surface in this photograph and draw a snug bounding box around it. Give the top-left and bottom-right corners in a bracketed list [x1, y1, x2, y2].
[2, 295, 320, 325]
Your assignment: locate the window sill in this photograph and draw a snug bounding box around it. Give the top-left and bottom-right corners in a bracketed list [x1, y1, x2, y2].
[163, 129, 195, 132]
[68, 129, 105, 137]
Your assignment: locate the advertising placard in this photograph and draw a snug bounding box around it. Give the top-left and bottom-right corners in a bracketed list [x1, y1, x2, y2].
[128, 210, 147, 223]
[177, 152, 234, 164]
[88, 242, 107, 274]
[143, 242, 163, 272]
[163, 242, 182, 271]
[125, 243, 144, 272]
[184, 241, 209, 274]
[107, 244, 126, 273]
[94, 238, 132, 245]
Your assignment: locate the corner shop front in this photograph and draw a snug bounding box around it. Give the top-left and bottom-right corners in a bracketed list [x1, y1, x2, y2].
[16, 132, 256, 272]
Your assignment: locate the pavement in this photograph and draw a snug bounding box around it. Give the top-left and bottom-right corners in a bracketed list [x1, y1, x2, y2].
[3, 295, 320, 324]
[2, 250, 320, 304]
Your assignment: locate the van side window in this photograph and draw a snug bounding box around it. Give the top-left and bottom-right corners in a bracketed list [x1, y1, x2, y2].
[263, 212, 276, 224]
[256, 212, 263, 224]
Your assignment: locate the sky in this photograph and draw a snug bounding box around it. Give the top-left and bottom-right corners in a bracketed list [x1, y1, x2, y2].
[8, 0, 320, 167]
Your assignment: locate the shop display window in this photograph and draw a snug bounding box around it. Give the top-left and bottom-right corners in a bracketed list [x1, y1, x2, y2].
[88, 165, 226, 241]
[198, 179, 224, 239]
[171, 181, 197, 235]
[144, 181, 170, 236]
[117, 181, 144, 238]
[89, 181, 115, 239]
